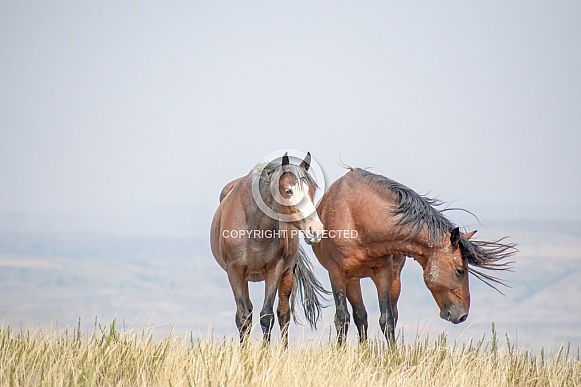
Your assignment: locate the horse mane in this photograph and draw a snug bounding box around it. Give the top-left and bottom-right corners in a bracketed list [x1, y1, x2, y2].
[353, 168, 453, 243]
[352, 168, 516, 292]
[253, 161, 318, 195]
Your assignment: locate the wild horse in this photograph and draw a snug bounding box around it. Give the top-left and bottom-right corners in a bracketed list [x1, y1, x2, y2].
[312, 167, 516, 344]
[211, 152, 328, 345]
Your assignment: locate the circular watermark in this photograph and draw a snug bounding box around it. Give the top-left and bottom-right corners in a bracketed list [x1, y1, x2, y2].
[251, 149, 326, 222]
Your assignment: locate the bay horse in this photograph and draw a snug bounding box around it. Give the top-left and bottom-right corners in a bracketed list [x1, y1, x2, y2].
[312, 167, 516, 345]
[211, 152, 328, 345]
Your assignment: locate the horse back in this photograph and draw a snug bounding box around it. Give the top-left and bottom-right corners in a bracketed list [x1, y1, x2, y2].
[312, 170, 398, 274]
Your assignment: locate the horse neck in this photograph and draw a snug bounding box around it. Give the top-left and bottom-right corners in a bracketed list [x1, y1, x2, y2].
[244, 198, 298, 256]
[246, 187, 289, 232]
[373, 231, 443, 269]
[246, 201, 279, 231]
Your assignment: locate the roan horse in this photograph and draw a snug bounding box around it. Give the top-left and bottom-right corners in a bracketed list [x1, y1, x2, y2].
[312, 167, 516, 344]
[211, 153, 328, 345]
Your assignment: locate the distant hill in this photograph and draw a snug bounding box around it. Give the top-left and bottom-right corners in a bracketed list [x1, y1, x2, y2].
[0, 215, 580, 349]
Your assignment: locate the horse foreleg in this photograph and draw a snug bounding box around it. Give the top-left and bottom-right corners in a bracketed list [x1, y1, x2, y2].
[371, 260, 396, 345]
[227, 267, 253, 344]
[260, 259, 285, 345]
[346, 279, 368, 343]
[390, 255, 406, 326]
[277, 270, 294, 348]
[329, 268, 350, 346]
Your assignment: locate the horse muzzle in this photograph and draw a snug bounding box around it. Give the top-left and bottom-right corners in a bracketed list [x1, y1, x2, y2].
[440, 306, 468, 324]
[304, 228, 323, 245]
[303, 215, 324, 245]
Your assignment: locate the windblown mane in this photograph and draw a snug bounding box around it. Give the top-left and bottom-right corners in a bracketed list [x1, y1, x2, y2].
[353, 168, 453, 243]
[353, 168, 516, 292]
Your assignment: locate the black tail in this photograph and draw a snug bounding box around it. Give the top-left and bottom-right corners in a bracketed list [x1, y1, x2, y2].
[291, 244, 331, 329]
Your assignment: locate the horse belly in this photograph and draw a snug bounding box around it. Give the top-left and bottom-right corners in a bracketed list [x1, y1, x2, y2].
[347, 267, 375, 280]
[343, 253, 391, 279]
[246, 271, 265, 282]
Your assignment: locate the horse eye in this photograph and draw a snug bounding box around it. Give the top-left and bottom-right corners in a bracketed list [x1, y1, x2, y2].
[456, 269, 466, 276]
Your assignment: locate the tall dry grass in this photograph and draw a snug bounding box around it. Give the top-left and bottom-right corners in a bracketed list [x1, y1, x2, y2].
[1, 320, 579, 386]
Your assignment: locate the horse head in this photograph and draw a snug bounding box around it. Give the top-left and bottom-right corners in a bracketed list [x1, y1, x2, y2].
[268, 152, 324, 245]
[422, 228, 477, 324]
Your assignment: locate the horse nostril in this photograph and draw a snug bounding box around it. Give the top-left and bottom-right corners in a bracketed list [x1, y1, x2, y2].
[458, 314, 467, 323]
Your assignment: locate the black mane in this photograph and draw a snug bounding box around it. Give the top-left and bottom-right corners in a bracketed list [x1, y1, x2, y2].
[353, 168, 517, 292]
[353, 168, 453, 244]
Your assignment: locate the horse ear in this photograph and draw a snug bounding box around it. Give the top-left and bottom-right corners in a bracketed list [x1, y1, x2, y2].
[281, 152, 290, 166]
[450, 227, 461, 248]
[300, 151, 311, 171]
[464, 230, 477, 240]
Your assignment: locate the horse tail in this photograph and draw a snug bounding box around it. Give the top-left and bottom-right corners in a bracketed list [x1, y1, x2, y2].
[219, 178, 241, 202]
[291, 244, 331, 329]
[337, 155, 354, 171]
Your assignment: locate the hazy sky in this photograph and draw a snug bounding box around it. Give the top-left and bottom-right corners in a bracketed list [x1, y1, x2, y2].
[2, 1, 580, 222]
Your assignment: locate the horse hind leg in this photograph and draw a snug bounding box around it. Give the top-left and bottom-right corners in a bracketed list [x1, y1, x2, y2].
[277, 270, 294, 347]
[346, 279, 368, 343]
[227, 267, 253, 344]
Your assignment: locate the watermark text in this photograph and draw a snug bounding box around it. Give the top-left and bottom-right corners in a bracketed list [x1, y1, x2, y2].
[222, 229, 358, 239]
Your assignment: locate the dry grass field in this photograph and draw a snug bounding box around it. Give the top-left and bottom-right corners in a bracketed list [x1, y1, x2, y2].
[1, 320, 579, 387]
[1, 218, 580, 385]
